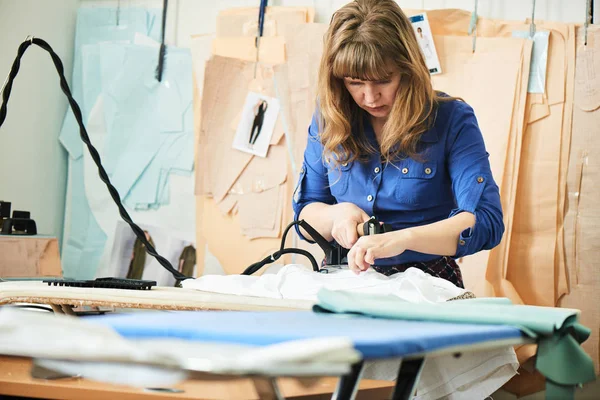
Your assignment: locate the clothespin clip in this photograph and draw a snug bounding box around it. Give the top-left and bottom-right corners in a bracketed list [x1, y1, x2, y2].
[529, 0, 537, 39]
[254, 0, 268, 78]
[156, 0, 168, 82]
[584, 0, 592, 46]
[468, 0, 478, 53]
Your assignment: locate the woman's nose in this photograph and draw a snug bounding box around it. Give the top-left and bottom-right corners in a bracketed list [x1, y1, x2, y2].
[364, 85, 380, 105]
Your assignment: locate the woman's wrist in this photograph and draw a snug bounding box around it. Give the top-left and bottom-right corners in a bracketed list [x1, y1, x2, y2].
[393, 228, 416, 252]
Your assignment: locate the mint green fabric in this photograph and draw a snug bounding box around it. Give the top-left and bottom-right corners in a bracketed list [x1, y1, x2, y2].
[314, 289, 596, 399]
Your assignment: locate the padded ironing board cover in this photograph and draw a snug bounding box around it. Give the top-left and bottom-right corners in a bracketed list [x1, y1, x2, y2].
[86, 310, 521, 359]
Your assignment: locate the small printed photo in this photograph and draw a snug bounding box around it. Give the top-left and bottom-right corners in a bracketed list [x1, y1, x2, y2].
[232, 91, 280, 158]
[409, 13, 442, 75]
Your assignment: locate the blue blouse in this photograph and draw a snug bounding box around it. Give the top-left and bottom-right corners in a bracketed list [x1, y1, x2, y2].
[292, 99, 504, 266]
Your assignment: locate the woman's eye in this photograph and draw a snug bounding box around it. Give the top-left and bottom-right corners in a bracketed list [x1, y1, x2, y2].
[376, 80, 392, 85]
[349, 81, 363, 86]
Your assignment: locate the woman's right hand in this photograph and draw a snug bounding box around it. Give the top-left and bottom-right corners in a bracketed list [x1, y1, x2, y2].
[330, 202, 370, 249]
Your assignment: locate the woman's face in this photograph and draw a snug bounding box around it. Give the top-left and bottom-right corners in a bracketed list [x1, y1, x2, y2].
[343, 64, 401, 120]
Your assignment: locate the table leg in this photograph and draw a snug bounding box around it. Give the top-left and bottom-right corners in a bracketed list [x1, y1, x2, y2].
[391, 358, 425, 400]
[332, 361, 364, 400]
[50, 304, 64, 314]
[252, 377, 284, 400]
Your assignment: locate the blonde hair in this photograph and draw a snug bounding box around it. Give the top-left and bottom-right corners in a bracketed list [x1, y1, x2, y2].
[317, 0, 451, 167]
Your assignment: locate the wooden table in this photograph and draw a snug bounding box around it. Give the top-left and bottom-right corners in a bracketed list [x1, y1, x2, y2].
[0, 356, 393, 400]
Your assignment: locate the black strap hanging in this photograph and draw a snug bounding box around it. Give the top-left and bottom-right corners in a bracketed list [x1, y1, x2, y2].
[156, 0, 168, 81]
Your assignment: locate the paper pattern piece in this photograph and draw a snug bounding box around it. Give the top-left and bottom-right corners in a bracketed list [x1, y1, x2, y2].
[278, 23, 328, 172]
[60, 7, 195, 279]
[559, 26, 600, 375]
[60, 7, 161, 279]
[512, 31, 550, 94]
[216, 7, 312, 37]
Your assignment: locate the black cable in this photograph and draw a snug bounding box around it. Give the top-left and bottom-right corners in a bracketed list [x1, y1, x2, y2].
[156, 0, 168, 82]
[10, 305, 54, 313]
[0, 37, 188, 281]
[241, 220, 320, 275]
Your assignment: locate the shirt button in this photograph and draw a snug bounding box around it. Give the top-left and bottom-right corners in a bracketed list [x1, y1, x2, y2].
[401, 167, 409, 174]
[374, 167, 380, 174]
[367, 195, 373, 202]
[459, 239, 466, 246]
[342, 163, 348, 167]
[477, 176, 484, 183]
[425, 167, 432, 175]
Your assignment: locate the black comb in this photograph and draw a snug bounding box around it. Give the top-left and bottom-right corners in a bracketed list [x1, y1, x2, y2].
[42, 277, 156, 290]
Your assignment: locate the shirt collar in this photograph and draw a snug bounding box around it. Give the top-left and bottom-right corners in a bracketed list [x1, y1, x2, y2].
[359, 112, 439, 144]
[419, 125, 439, 143]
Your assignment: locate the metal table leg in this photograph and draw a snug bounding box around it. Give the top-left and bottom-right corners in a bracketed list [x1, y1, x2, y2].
[253, 377, 284, 400]
[391, 358, 425, 400]
[332, 361, 364, 400]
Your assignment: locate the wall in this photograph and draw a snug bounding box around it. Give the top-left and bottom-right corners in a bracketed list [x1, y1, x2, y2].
[0, 0, 79, 241]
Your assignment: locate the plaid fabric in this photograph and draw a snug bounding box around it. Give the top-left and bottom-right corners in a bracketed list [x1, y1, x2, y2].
[371, 256, 465, 289]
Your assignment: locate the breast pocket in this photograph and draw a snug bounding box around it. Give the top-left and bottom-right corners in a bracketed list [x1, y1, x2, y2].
[327, 162, 352, 197]
[395, 160, 438, 206]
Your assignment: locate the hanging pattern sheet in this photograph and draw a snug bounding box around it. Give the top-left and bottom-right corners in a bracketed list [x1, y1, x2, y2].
[196, 56, 288, 274]
[60, 7, 195, 279]
[82, 37, 195, 280]
[278, 23, 329, 172]
[60, 7, 162, 279]
[193, 6, 315, 274]
[559, 25, 600, 375]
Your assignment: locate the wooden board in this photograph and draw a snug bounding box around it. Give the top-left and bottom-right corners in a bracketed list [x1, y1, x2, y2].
[0, 236, 62, 277]
[0, 281, 312, 311]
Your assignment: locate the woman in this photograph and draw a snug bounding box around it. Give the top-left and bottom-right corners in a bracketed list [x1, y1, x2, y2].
[292, 0, 504, 288]
[249, 99, 268, 146]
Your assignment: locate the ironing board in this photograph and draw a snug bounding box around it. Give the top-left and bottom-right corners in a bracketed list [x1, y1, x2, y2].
[0, 281, 313, 312]
[86, 310, 528, 400]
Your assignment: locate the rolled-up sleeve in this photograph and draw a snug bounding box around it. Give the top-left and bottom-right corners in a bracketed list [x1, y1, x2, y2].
[292, 113, 336, 241]
[446, 102, 504, 258]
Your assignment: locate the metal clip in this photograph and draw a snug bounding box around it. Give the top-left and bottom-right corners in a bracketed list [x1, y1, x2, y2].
[584, 0, 592, 46]
[253, 0, 268, 78]
[468, 0, 478, 53]
[529, 0, 537, 39]
[117, 0, 121, 26]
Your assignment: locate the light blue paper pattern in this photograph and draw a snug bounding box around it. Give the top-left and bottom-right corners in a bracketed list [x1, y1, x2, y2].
[59, 7, 160, 160]
[60, 7, 162, 279]
[512, 31, 550, 94]
[99, 44, 194, 210]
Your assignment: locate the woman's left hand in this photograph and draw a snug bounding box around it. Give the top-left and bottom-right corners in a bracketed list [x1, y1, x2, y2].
[347, 230, 412, 274]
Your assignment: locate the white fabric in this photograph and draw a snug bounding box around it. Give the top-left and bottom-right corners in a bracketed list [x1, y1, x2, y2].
[183, 264, 518, 399]
[182, 264, 466, 302]
[0, 307, 360, 387]
[414, 349, 518, 400]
